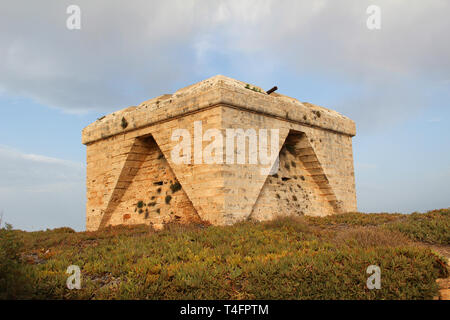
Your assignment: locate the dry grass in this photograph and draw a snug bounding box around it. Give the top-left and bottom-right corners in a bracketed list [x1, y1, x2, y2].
[333, 227, 412, 248]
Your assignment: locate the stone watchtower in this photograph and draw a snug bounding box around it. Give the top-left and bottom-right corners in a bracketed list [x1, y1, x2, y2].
[82, 75, 356, 231]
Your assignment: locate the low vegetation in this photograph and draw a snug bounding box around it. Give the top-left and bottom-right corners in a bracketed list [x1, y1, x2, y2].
[0, 209, 448, 299]
[385, 209, 449, 245]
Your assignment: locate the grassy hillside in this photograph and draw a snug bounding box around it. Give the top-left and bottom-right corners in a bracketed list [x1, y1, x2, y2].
[1, 209, 449, 300]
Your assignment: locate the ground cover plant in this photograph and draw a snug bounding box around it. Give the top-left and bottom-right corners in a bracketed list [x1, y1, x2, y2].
[0, 209, 448, 299]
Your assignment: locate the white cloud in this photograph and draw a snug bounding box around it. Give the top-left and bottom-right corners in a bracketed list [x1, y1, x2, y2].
[0, 145, 82, 167]
[0, 0, 448, 124]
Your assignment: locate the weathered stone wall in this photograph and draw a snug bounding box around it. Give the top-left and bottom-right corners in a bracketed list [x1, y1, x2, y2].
[221, 106, 356, 221]
[83, 75, 356, 231]
[107, 136, 201, 230]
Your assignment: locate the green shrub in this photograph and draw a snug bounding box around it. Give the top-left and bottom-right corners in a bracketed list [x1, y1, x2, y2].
[0, 223, 30, 299]
[306, 212, 402, 227]
[385, 209, 450, 245]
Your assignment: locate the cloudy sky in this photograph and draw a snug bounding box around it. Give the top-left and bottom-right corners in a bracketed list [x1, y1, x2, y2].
[0, 0, 449, 231]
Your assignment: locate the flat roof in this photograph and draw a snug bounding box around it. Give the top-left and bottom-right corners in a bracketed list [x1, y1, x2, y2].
[82, 75, 356, 145]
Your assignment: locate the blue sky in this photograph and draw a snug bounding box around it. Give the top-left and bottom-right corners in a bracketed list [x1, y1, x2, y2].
[0, 1, 449, 231]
